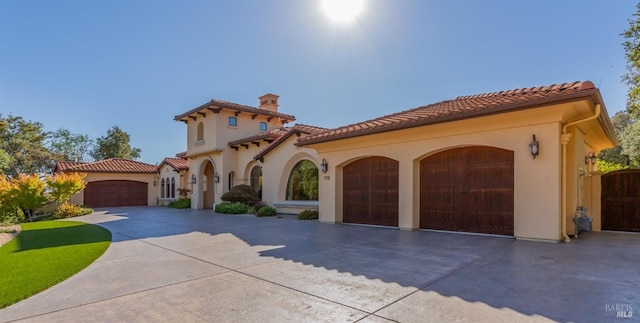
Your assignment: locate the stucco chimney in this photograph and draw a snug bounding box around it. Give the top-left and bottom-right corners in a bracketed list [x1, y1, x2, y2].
[259, 93, 279, 112]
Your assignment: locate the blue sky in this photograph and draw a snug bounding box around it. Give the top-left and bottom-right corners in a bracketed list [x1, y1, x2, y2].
[0, 0, 634, 165]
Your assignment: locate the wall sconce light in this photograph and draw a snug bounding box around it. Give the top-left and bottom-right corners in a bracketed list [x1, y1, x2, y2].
[191, 174, 197, 184]
[214, 173, 220, 183]
[153, 179, 157, 187]
[529, 134, 539, 159]
[321, 159, 328, 173]
[585, 151, 598, 165]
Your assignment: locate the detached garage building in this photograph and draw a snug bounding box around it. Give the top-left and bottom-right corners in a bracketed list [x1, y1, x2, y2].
[54, 159, 159, 208]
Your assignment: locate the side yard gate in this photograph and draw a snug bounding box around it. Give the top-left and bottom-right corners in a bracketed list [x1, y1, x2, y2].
[601, 169, 640, 232]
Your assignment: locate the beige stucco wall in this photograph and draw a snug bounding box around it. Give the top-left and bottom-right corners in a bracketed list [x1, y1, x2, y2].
[69, 172, 158, 206]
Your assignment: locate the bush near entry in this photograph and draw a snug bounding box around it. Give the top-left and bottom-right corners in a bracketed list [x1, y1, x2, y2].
[220, 185, 259, 205]
[298, 209, 318, 220]
[168, 198, 191, 209]
[215, 202, 250, 214]
[256, 206, 277, 217]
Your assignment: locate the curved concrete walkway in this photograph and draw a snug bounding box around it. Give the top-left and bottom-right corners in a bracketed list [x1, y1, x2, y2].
[1, 207, 638, 322]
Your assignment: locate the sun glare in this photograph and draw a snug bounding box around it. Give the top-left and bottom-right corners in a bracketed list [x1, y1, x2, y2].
[321, 0, 365, 23]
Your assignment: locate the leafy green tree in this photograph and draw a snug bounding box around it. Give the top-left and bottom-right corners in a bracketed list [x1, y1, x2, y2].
[48, 129, 93, 162]
[0, 149, 12, 174]
[0, 115, 53, 177]
[91, 126, 142, 160]
[623, 2, 640, 117]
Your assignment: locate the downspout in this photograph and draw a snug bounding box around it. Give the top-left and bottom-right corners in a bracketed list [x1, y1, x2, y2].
[560, 103, 601, 243]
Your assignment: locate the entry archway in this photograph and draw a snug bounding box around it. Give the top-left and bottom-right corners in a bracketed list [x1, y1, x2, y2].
[202, 161, 215, 209]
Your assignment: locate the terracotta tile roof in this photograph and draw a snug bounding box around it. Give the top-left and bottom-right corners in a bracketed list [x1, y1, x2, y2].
[158, 157, 189, 171]
[54, 161, 88, 172]
[228, 127, 290, 148]
[254, 124, 328, 161]
[174, 99, 296, 124]
[297, 81, 600, 146]
[175, 151, 187, 158]
[57, 158, 157, 173]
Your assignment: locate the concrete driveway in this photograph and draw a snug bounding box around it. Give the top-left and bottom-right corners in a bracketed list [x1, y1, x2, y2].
[1, 207, 638, 322]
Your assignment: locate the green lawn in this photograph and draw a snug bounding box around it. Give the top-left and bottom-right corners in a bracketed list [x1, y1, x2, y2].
[0, 221, 111, 308]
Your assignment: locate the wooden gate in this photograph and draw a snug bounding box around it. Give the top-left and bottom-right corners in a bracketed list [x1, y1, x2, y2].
[601, 169, 640, 232]
[420, 146, 514, 236]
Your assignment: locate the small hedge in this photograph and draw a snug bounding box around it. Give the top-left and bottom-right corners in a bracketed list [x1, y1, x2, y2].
[298, 209, 318, 220]
[220, 185, 259, 204]
[256, 206, 277, 217]
[215, 202, 250, 214]
[52, 202, 93, 219]
[168, 198, 191, 209]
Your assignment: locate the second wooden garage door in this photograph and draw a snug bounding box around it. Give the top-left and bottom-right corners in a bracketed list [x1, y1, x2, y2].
[420, 147, 514, 236]
[84, 180, 148, 208]
[343, 157, 399, 227]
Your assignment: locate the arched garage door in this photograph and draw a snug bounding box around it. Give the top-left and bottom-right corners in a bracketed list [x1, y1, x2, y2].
[84, 180, 148, 208]
[343, 157, 399, 227]
[420, 147, 514, 236]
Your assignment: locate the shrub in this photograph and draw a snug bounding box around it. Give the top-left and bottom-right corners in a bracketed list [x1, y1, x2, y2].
[215, 202, 250, 214]
[256, 206, 277, 217]
[52, 202, 93, 219]
[298, 209, 319, 220]
[168, 198, 191, 209]
[220, 185, 259, 204]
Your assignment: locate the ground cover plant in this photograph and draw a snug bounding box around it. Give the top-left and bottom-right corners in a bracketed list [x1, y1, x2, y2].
[256, 206, 277, 217]
[168, 198, 191, 209]
[298, 209, 319, 220]
[0, 221, 111, 308]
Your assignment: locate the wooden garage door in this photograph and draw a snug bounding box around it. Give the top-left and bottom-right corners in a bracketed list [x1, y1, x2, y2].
[343, 157, 399, 226]
[602, 169, 640, 232]
[420, 147, 514, 236]
[84, 180, 148, 208]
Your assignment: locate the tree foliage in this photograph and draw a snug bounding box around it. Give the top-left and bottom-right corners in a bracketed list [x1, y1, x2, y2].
[623, 2, 640, 117]
[8, 173, 47, 222]
[46, 172, 87, 204]
[48, 129, 93, 162]
[599, 111, 639, 166]
[0, 115, 53, 177]
[91, 126, 142, 160]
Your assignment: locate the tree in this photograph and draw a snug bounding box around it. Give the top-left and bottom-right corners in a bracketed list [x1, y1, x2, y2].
[623, 3, 640, 117]
[91, 126, 142, 160]
[598, 110, 640, 169]
[0, 149, 12, 174]
[0, 115, 54, 177]
[48, 129, 93, 162]
[46, 172, 87, 204]
[10, 173, 47, 222]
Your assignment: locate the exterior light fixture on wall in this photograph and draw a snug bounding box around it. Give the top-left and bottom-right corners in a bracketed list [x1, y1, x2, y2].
[585, 151, 598, 165]
[214, 173, 220, 183]
[321, 159, 328, 173]
[191, 174, 197, 184]
[153, 179, 157, 187]
[529, 134, 539, 159]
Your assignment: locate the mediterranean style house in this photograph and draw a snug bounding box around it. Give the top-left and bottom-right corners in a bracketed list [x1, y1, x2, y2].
[58, 81, 617, 242]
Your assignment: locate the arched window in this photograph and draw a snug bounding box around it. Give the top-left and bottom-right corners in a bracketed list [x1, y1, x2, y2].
[197, 122, 204, 141]
[286, 160, 318, 200]
[170, 177, 176, 198]
[161, 178, 165, 198]
[165, 177, 170, 198]
[250, 166, 262, 193]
